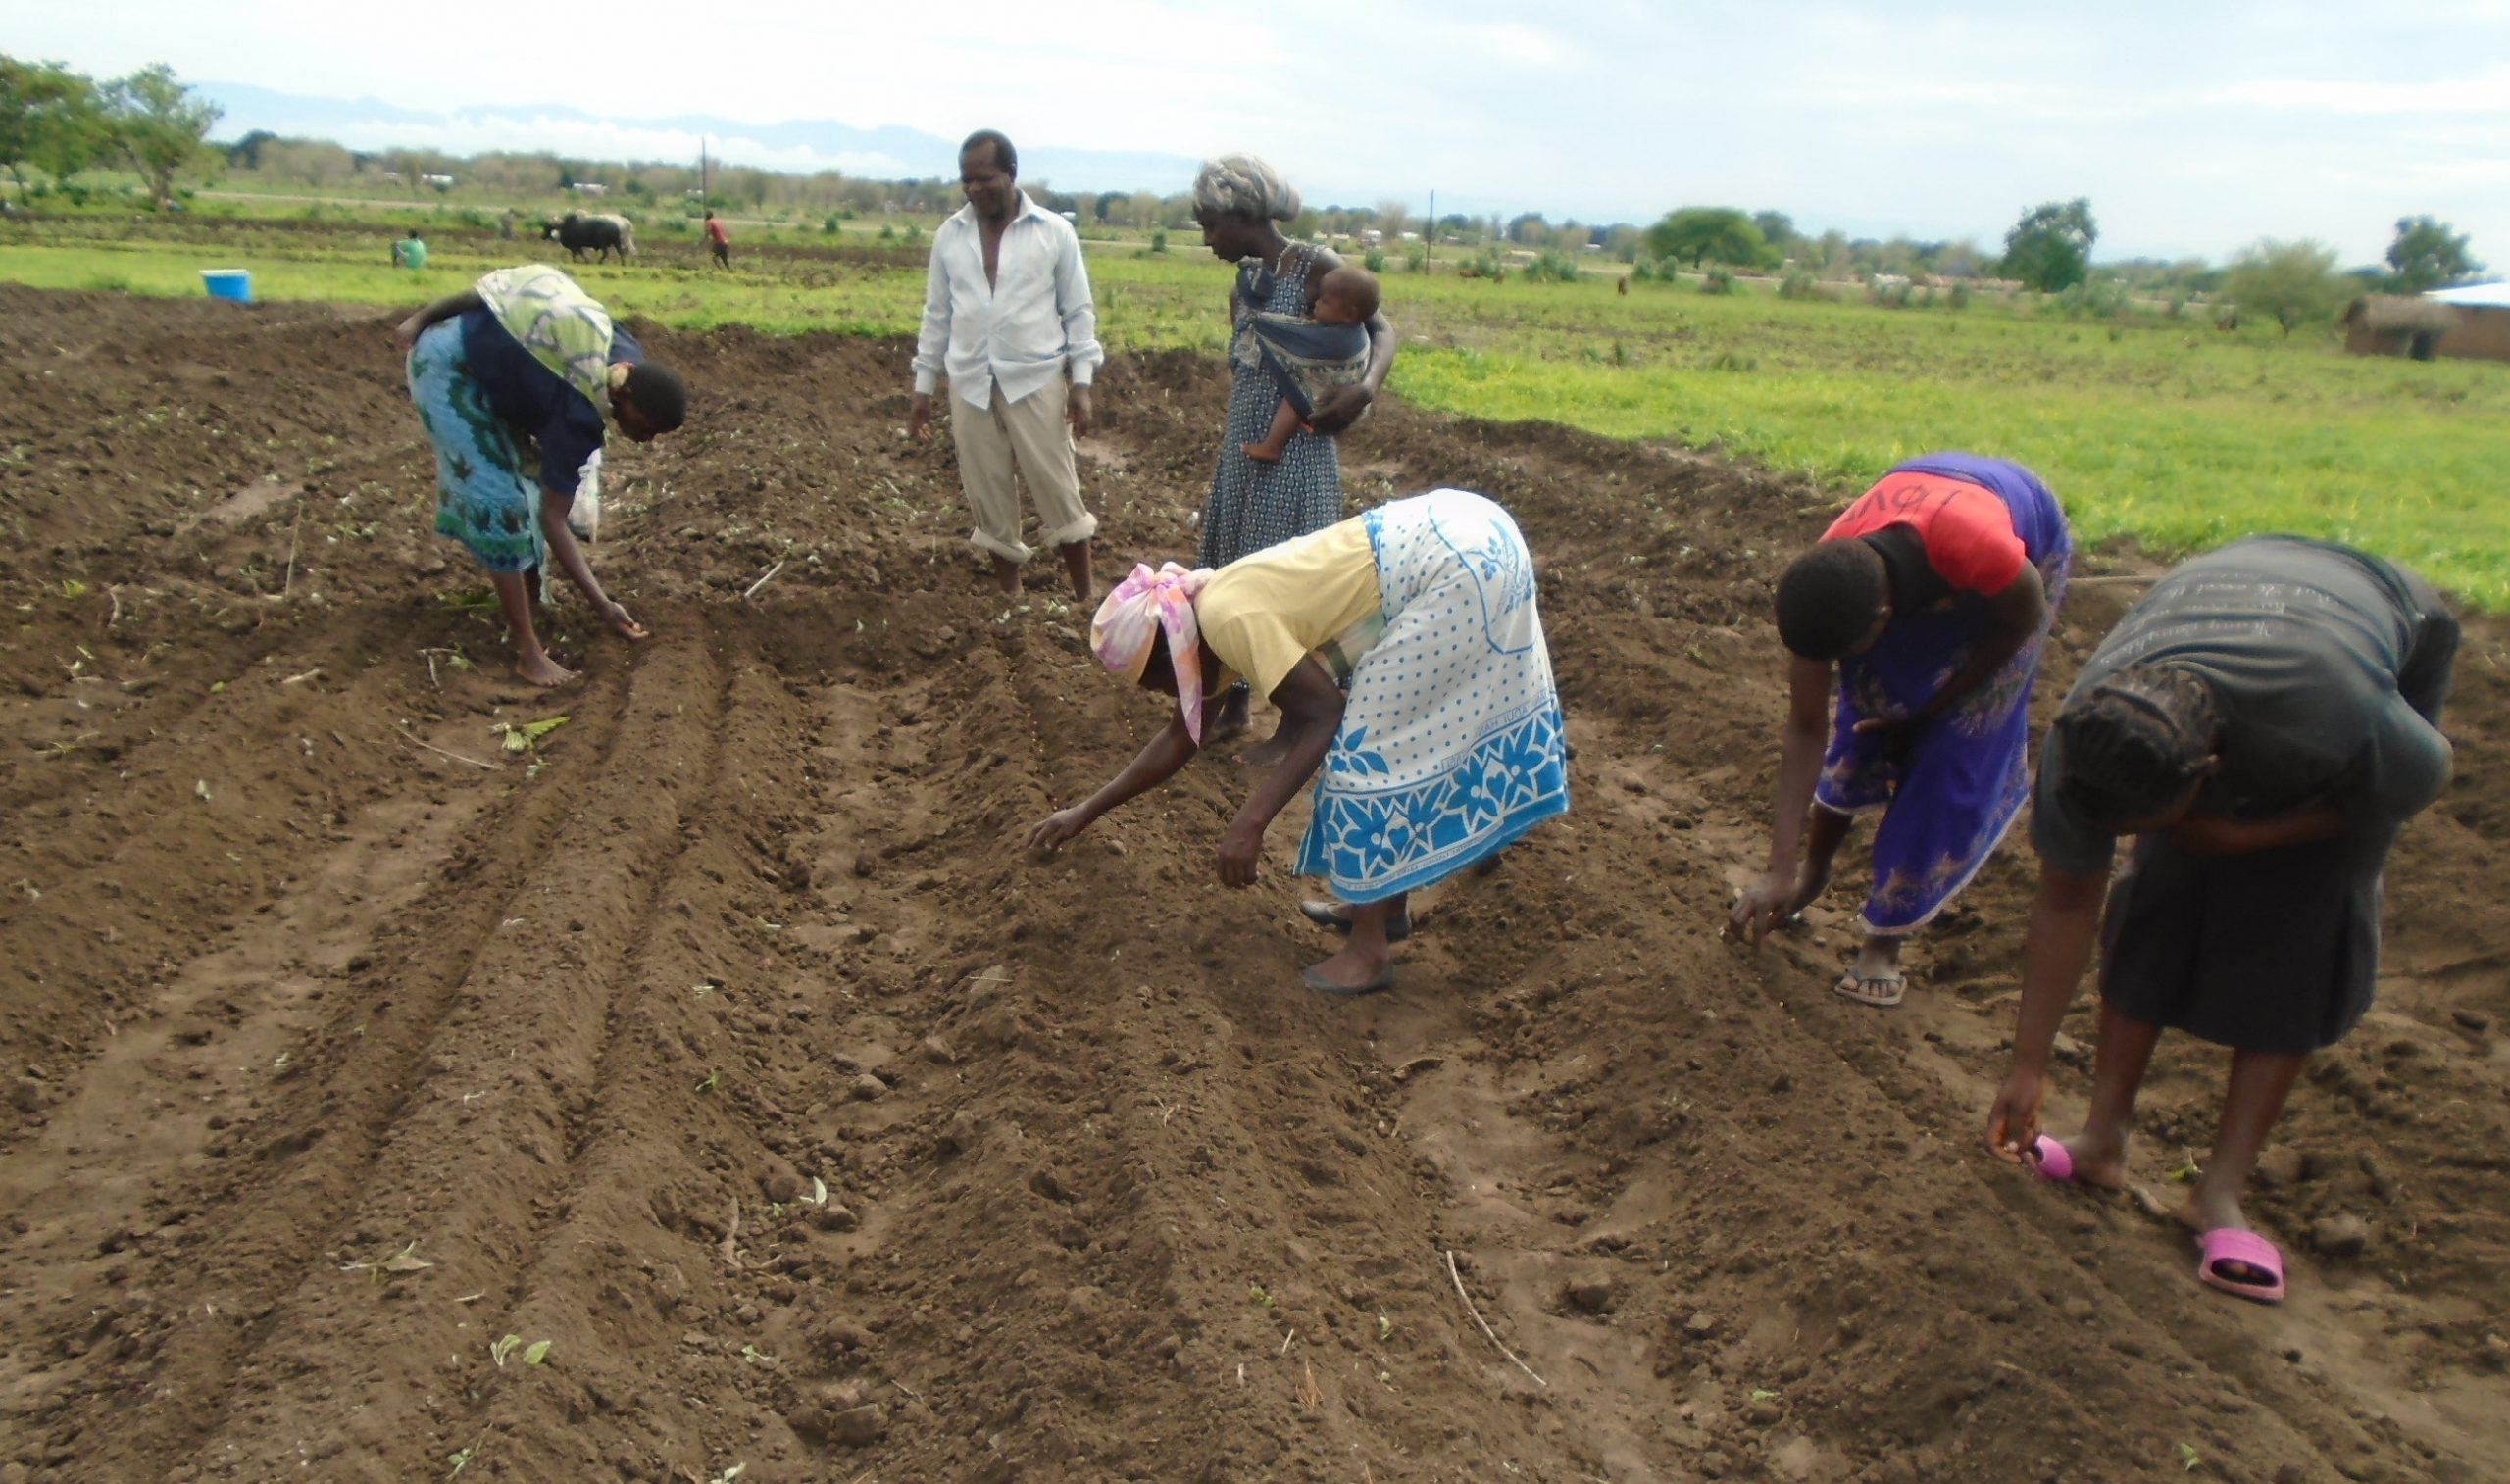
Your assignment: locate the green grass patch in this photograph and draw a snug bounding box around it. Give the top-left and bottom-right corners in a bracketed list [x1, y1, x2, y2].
[5, 227, 2503, 607]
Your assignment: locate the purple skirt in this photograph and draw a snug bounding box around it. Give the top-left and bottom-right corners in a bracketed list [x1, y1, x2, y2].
[1814, 455, 2071, 933]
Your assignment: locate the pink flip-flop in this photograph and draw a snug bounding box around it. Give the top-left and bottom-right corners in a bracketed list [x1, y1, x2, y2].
[2029, 1134, 2077, 1183]
[2195, 1228, 2286, 1305]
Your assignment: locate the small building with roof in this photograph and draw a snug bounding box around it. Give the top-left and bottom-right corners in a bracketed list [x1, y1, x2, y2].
[2344, 282, 2510, 363]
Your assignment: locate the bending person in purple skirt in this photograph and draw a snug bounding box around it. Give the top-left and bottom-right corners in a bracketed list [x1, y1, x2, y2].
[1730, 453, 2071, 1006]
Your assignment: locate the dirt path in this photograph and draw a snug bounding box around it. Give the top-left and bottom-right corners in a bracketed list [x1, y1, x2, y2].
[0, 289, 2502, 1483]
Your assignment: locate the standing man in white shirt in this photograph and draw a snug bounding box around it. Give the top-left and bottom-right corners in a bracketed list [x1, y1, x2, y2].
[909, 129, 1103, 601]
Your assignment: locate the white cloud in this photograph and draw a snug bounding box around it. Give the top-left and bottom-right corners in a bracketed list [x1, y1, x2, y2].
[2205, 66, 2510, 117]
[11, 0, 2510, 262]
[1458, 23, 1582, 68]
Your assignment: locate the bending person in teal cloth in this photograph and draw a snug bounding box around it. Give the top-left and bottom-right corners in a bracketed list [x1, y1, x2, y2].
[396, 264, 687, 685]
[1028, 489, 1571, 995]
[1986, 536, 2457, 1306]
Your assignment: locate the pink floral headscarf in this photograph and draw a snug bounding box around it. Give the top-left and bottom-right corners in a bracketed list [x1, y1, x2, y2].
[1090, 562, 1215, 742]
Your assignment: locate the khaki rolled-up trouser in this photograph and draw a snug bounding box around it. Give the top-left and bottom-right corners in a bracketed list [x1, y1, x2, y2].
[949, 374, 1096, 565]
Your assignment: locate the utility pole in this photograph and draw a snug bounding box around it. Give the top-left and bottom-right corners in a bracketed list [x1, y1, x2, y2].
[701, 138, 710, 203]
[1427, 189, 1435, 258]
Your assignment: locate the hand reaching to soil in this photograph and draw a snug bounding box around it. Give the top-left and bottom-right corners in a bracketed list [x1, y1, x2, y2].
[1217, 819, 1263, 887]
[1028, 807, 1091, 852]
[602, 601, 649, 641]
[1728, 867, 1810, 945]
[1984, 1067, 2049, 1165]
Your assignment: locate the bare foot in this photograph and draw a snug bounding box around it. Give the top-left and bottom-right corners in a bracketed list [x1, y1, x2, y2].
[2047, 1131, 2130, 1191]
[516, 653, 578, 687]
[1239, 441, 1284, 464]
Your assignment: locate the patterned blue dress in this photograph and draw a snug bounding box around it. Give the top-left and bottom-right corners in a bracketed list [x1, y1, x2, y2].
[1199, 249, 1345, 569]
[1293, 491, 1571, 903]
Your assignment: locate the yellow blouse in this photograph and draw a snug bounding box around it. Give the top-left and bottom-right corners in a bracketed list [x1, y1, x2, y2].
[1195, 516, 1382, 699]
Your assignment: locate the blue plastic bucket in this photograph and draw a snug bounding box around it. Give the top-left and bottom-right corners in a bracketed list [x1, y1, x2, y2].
[200, 269, 253, 304]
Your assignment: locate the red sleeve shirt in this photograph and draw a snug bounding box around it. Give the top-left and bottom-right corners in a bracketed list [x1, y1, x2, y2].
[1823, 470, 2028, 595]
[706, 219, 728, 244]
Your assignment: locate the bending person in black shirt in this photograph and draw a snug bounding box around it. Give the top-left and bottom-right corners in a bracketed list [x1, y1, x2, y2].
[397, 265, 687, 685]
[1986, 536, 2457, 1305]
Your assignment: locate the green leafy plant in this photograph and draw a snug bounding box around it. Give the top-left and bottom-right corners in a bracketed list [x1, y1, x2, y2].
[491, 715, 568, 753]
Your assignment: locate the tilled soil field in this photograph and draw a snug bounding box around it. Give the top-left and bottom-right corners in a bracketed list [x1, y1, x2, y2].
[1, 286, 2504, 1484]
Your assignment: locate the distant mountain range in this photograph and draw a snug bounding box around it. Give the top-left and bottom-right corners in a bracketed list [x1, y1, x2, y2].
[203, 82, 1209, 199]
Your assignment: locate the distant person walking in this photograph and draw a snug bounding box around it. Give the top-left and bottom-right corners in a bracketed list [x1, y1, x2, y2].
[908, 128, 1101, 601]
[1986, 536, 2458, 1306]
[1729, 454, 2070, 1007]
[394, 264, 688, 686]
[705, 210, 731, 270]
[1190, 154, 1396, 756]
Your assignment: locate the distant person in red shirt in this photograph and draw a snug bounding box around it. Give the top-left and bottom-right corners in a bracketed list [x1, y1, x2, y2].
[1729, 453, 2071, 1007]
[705, 211, 731, 270]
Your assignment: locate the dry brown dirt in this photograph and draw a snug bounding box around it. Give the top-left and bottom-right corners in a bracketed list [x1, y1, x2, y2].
[0, 286, 2504, 1484]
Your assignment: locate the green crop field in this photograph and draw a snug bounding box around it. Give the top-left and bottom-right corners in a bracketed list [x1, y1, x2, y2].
[5, 212, 2504, 607]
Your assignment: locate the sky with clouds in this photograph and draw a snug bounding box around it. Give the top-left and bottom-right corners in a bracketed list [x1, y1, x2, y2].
[16, 0, 2509, 267]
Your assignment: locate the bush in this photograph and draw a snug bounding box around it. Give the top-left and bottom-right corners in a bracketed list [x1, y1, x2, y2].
[823, 213, 842, 234]
[1778, 270, 1821, 300]
[2047, 278, 2131, 320]
[1699, 266, 1736, 295]
[1455, 246, 1508, 282]
[1364, 247, 1387, 273]
[1405, 242, 1429, 273]
[1521, 249, 1582, 284]
[878, 223, 896, 241]
[1150, 229, 1168, 254]
[1947, 282, 1972, 311]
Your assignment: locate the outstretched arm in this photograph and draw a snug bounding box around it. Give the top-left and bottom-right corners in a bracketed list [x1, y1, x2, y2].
[1217, 659, 1346, 885]
[536, 489, 647, 640]
[1028, 702, 1220, 849]
[1984, 863, 2109, 1162]
[1731, 656, 1832, 941]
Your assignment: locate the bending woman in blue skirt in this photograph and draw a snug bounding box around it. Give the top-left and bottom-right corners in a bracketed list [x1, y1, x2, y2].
[1029, 489, 1571, 996]
[1730, 453, 2070, 1006]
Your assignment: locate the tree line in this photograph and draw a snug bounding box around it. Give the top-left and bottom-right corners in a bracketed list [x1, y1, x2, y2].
[3, 52, 2489, 337]
[0, 57, 223, 210]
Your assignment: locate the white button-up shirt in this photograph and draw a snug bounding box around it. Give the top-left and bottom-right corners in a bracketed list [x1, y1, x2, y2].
[912, 191, 1103, 410]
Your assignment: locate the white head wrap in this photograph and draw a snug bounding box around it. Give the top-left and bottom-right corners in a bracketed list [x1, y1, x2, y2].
[1192, 155, 1301, 223]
